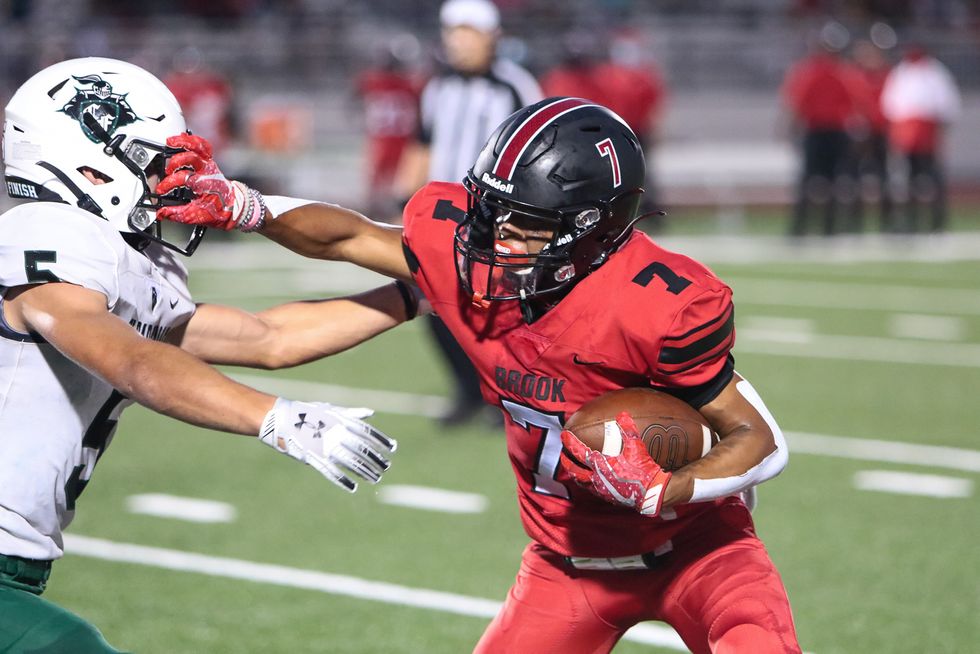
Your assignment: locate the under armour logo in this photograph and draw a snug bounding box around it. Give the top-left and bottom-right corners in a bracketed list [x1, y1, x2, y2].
[295, 412, 327, 438]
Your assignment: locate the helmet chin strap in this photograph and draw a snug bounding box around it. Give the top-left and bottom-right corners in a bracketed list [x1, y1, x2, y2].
[35, 161, 104, 216]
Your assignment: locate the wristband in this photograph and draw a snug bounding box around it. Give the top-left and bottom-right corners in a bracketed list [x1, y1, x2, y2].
[393, 280, 418, 321]
[234, 183, 268, 232]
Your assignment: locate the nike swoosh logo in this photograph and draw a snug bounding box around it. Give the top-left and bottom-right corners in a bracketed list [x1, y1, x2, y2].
[573, 354, 604, 366]
[169, 299, 179, 309]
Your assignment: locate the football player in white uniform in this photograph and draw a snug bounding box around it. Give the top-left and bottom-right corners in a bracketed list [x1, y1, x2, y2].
[0, 58, 416, 653]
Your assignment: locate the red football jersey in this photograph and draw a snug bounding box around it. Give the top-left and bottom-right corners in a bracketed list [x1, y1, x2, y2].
[403, 182, 738, 558]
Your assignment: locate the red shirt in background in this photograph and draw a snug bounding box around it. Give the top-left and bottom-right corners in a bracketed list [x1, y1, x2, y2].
[853, 65, 890, 135]
[590, 62, 665, 141]
[540, 65, 604, 104]
[540, 61, 665, 143]
[782, 52, 859, 131]
[165, 71, 234, 154]
[354, 69, 422, 187]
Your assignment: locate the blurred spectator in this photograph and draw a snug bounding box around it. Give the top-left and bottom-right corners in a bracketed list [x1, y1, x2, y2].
[353, 40, 423, 218]
[591, 29, 667, 215]
[847, 38, 894, 232]
[781, 23, 862, 236]
[540, 30, 604, 100]
[164, 47, 235, 156]
[396, 0, 542, 427]
[542, 29, 666, 219]
[880, 44, 961, 232]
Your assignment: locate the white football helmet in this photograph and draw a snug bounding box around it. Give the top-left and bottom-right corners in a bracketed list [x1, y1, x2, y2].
[3, 57, 206, 255]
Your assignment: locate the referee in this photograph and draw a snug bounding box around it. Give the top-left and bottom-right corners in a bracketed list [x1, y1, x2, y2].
[396, 0, 542, 426]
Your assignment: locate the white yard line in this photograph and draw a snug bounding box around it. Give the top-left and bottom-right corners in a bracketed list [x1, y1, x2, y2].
[230, 373, 451, 418]
[737, 330, 980, 368]
[853, 470, 973, 498]
[62, 534, 688, 651]
[376, 485, 488, 513]
[229, 374, 980, 473]
[785, 432, 980, 473]
[888, 314, 966, 341]
[727, 278, 980, 316]
[125, 494, 237, 523]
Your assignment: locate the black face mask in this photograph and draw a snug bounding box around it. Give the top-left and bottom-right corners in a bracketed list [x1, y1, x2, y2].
[80, 112, 206, 256]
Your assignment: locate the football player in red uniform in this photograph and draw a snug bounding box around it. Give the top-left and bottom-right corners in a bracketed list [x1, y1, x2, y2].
[158, 97, 801, 653]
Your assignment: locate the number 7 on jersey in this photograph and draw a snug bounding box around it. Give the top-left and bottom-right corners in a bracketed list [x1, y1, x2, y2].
[501, 399, 570, 499]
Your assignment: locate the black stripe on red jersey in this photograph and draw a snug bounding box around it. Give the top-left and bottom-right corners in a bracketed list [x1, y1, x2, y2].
[658, 307, 735, 368]
[402, 240, 421, 275]
[656, 354, 735, 408]
[662, 304, 731, 342]
[659, 335, 734, 377]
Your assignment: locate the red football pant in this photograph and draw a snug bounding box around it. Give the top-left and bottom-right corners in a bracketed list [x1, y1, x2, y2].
[474, 502, 800, 654]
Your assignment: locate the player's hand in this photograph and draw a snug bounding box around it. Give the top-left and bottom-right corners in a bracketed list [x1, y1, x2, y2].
[559, 412, 672, 517]
[156, 134, 267, 232]
[258, 398, 397, 492]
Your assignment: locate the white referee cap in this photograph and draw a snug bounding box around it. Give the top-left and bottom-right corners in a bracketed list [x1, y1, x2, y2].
[440, 0, 500, 33]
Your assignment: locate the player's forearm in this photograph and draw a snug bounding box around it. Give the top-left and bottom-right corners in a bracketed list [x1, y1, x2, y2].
[107, 338, 275, 435]
[257, 283, 414, 368]
[19, 285, 273, 436]
[663, 428, 781, 507]
[664, 377, 788, 508]
[198, 283, 413, 369]
[259, 202, 410, 279]
[259, 201, 362, 259]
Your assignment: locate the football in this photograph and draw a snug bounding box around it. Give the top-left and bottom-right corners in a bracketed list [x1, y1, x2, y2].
[564, 388, 719, 471]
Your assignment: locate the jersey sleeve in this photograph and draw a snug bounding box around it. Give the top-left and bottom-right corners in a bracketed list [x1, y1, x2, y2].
[652, 286, 735, 390]
[401, 182, 466, 304]
[0, 205, 121, 307]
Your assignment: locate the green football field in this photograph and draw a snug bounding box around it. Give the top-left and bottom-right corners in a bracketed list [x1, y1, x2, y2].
[44, 227, 980, 654]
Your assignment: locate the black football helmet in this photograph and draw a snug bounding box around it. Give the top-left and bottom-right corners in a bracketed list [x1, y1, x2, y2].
[454, 97, 648, 309]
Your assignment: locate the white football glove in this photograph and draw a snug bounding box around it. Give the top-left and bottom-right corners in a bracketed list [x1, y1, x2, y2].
[258, 398, 397, 492]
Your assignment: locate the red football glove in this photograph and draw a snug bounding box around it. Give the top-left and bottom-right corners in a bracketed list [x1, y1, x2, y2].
[156, 134, 266, 231]
[560, 412, 673, 517]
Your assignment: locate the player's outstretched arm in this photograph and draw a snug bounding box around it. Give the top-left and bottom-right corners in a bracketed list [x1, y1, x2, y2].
[156, 134, 411, 281]
[260, 202, 411, 281]
[174, 281, 426, 369]
[6, 281, 396, 492]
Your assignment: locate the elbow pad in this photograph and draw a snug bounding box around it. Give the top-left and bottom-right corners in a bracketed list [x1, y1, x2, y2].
[689, 378, 788, 503]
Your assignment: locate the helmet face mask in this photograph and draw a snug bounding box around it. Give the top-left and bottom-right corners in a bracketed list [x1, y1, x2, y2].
[455, 177, 613, 302]
[3, 57, 205, 255]
[455, 97, 647, 308]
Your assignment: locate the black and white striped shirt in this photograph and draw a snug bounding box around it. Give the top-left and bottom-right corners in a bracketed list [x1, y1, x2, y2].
[419, 58, 542, 184]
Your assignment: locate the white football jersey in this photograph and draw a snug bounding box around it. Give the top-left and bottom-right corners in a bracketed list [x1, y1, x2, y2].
[0, 202, 196, 560]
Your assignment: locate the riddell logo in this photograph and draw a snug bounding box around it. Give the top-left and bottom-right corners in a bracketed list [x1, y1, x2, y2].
[481, 172, 514, 194]
[6, 181, 38, 199]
